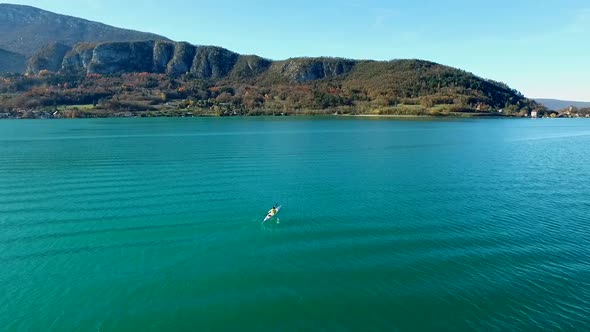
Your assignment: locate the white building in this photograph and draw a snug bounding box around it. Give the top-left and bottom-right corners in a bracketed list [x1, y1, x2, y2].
[531, 110, 538, 118]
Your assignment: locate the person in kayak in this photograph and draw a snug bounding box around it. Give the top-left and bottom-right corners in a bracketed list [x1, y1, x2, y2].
[267, 204, 279, 216]
[263, 204, 281, 224]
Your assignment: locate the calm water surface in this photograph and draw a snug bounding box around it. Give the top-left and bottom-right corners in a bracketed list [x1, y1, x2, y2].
[0, 117, 589, 331]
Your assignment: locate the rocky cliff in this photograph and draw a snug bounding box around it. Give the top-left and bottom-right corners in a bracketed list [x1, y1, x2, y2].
[27, 43, 72, 73]
[61, 43, 97, 73]
[57, 41, 242, 77]
[269, 58, 357, 82]
[29, 40, 358, 82]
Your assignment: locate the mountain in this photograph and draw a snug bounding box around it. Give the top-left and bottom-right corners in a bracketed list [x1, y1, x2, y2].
[535, 99, 590, 111]
[0, 47, 25, 73]
[4, 39, 543, 118]
[0, 3, 168, 74]
[0, 5, 543, 118]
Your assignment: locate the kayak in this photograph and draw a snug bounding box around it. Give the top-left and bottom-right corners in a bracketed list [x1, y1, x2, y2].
[262, 205, 282, 223]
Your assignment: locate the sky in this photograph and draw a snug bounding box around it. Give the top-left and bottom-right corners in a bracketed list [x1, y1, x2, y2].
[5, 0, 590, 100]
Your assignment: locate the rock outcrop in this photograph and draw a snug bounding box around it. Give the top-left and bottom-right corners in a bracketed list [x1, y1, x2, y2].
[27, 43, 72, 73]
[152, 40, 175, 73]
[89, 41, 155, 74]
[229, 55, 272, 79]
[62, 43, 97, 74]
[28, 40, 358, 82]
[191, 46, 239, 79]
[270, 58, 357, 82]
[166, 42, 196, 76]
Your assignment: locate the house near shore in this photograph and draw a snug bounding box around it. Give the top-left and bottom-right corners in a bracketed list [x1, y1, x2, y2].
[531, 110, 539, 118]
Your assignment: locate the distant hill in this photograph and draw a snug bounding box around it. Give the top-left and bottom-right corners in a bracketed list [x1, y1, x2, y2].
[0, 5, 544, 118]
[535, 99, 590, 111]
[0, 3, 168, 60]
[6, 39, 544, 118]
[28, 40, 530, 111]
[0, 47, 25, 73]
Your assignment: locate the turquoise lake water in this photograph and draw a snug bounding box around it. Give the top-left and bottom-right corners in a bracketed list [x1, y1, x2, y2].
[0, 117, 589, 331]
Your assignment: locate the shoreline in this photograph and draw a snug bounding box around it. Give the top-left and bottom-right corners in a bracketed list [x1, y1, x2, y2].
[0, 108, 517, 120]
[0, 113, 498, 120]
[1, 108, 581, 120]
[1, 114, 577, 120]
